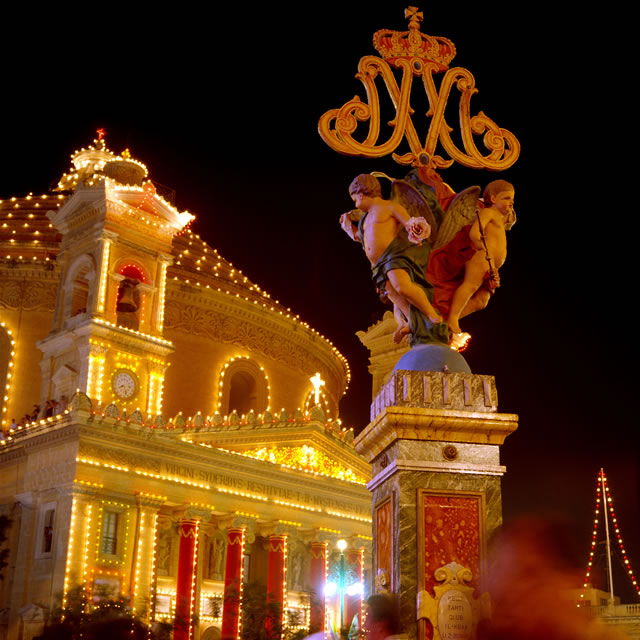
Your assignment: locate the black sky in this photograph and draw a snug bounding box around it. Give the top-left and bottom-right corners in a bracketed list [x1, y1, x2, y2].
[1, 4, 638, 600]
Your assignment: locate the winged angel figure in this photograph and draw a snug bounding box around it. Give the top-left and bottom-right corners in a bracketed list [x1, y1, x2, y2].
[340, 170, 515, 350]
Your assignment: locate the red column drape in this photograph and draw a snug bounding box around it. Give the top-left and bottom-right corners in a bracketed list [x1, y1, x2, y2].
[174, 519, 199, 640]
[265, 534, 287, 640]
[344, 548, 364, 633]
[309, 541, 327, 631]
[221, 527, 245, 640]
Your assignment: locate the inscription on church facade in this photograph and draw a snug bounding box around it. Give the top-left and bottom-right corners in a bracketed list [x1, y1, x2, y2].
[164, 463, 366, 514]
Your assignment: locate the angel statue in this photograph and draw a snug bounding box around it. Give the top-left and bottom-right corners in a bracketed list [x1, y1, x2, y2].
[340, 170, 515, 351]
[340, 173, 449, 347]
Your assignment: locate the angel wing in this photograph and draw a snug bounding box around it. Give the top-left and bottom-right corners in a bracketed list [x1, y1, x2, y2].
[432, 186, 481, 250]
[372, 170, 445, 245]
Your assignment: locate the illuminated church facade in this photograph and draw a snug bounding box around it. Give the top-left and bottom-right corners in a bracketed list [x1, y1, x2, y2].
[0, 139, 372, 640]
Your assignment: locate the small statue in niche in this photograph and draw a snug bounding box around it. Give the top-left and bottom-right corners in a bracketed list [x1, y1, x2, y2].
[208, 536, 225, 580]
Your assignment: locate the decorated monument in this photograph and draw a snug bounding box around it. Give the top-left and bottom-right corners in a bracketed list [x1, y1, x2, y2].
[319, 8, 520, 640]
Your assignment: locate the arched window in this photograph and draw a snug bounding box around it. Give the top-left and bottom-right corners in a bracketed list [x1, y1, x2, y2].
[116, 264, 145, 331]
[70, 267, 90, 317]
[218, 357, 269, 417]
[63, 255, 96, 324]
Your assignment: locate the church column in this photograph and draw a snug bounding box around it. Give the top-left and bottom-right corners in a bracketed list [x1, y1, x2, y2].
[130, 495, 165, 622]
[152, 254, 172, 335]
[309, 541, 327, 632]
[95, 230, 118, 317]
[266, 534, 288, 639]
[87, 343, 107, 405]
[146, 361, 168, 416]
[344, 547, 364, 633]
[221, 527, 246, 640]
[61, 487, 98, 611]
[174, 506, 210, 640]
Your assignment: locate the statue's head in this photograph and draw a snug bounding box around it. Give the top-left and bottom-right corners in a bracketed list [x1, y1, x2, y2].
[482, 179, 514, 205]
[349, 174, 382, 199]
[483, 179, 516, 228]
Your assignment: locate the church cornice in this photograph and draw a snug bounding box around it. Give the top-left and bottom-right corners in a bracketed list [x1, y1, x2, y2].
[164, 284, 348, 398]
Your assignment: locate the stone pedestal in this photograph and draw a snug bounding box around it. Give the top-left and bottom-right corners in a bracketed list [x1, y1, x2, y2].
[354, 370, 518, 640]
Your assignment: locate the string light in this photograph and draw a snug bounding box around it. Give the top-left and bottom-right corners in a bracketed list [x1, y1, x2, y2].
[233, 445, 365, 484]
[0, 322, 15, 428]
[578, 469, 640, 606]
[62, 497, 78, 615]
[216, 356, 271, 414]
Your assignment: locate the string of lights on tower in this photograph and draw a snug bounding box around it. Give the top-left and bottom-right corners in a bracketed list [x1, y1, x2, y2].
[579, 468, 639, 606]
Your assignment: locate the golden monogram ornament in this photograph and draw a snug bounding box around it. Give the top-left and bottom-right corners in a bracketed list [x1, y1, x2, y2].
[318, 7, 520, 173]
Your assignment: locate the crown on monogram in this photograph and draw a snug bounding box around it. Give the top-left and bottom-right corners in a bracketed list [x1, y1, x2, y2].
[372, 7, 456, 69]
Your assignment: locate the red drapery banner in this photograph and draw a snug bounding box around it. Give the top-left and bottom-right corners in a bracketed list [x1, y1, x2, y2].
[345, 548, 364, 634]
[309, 542, 327, 631]
[266, 534, 287, 640]
[174, 519, 199, 640]
[221, 527, 245, 640]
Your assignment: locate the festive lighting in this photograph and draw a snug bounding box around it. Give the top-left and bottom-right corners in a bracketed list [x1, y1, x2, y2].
[326, 510, 372, 524]
[132, 512, 145, 614]
[93, 318, 173, 346]
[62, 497, 78, 614]
[97, 238, 111, 313]
[0, 322, 16, 428]
[215, 355, 271, 413]
[87, 352, 106, 403]
[157, 260, 168, 331]
[578, 469, 640, 606]
[236, 445, 365, 484]
[310, 373, 325, 405]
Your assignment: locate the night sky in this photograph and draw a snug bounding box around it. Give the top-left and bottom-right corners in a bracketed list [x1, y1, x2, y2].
[2, 5, 637, 601]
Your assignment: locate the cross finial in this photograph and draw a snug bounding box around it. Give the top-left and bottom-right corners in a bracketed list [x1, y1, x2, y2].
[405, 6, 423, 30]
[310, 372, 325, 405]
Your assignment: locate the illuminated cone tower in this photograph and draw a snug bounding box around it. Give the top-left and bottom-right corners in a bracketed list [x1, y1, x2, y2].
[579, 468, 640, 606]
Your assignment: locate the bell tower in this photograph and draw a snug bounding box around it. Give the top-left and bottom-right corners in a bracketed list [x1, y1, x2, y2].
[38, 133, 193, 415]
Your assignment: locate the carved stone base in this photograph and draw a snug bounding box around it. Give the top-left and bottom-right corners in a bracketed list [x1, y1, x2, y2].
[355, 370, 518, 640]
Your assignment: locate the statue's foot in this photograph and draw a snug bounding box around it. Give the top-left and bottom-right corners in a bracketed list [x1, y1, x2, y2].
[393, 324, 411, 344]
[449, 332, 471, 352]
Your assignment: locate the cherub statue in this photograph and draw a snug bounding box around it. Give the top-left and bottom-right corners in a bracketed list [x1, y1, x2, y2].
[341, 171, 515, 350]
[340, 173, 448, 345]
[427, 179, 516, 344]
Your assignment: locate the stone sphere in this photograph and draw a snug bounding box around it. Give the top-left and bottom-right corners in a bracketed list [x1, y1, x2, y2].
[393, 343, 471, 374]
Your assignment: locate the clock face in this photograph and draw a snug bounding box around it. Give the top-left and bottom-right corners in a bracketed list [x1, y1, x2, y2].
[112, 370, 138, 400]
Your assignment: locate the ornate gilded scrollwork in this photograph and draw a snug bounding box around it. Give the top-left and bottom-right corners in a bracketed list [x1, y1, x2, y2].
[318, 7, 520, 173]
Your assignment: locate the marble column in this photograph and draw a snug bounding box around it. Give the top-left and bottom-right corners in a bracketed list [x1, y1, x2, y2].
[174, 518, 199, 640]
[266, 534, 288, 640]
[174, 506, 211, 640]
[221, 527, 245, 640]
[344, 548, 363, 632]
[309, 541, 327, 631]
[355, 370, 518, 640]
[130, 495, 164, 622]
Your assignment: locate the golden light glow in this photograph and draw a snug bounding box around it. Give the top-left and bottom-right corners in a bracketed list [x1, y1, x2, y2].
[0, 322, 16, 428]
[62, 497, 78, 614]
[157, 260, 168, 331]
[231, 445, 365, 484]
[132, 512, 145, 613]
[309, 373, 325, 405]
[216, 355, 271, 414]
[97, 238, 111, 314]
